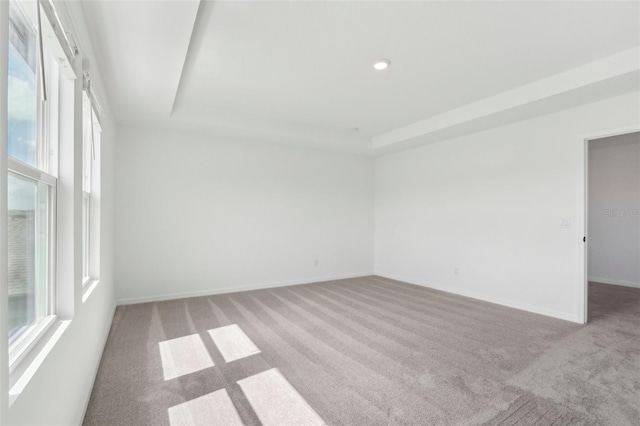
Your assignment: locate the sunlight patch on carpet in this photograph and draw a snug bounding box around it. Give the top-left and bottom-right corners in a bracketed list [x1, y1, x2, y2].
[208, 324, 261, 363]
[159, 334, 214, 380]
[168, 389, 243, 426]
[238, 368, 325, 426]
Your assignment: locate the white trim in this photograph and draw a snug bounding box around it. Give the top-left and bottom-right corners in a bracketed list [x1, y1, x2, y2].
[82, 276, 91, 288]
[81, 279, 99, 304]
[8, 315, 56, 372]
[116, 272, 375, 306]
[577, 136, 588, 324]
[375, 273, 581, 324]
[589, 277, 640, 289]
[7, 157, 57, 186]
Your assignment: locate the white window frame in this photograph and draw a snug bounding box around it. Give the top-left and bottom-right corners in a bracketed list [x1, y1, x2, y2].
[6, 0, 60, 371]
[81, 91, 100, 289]
[82, 191, 90, 284]
[6, 160, 58, 368]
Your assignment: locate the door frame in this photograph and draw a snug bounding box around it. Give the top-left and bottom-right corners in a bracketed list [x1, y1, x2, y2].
[579, 124, 640, 324]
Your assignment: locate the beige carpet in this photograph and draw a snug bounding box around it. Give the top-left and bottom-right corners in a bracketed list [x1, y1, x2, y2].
[84, 277, 640, 425]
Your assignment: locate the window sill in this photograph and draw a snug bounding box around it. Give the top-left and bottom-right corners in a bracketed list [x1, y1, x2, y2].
[9, 319, 71, 407]
[82, 278, 100, 303]
[9, 315, 57, 372]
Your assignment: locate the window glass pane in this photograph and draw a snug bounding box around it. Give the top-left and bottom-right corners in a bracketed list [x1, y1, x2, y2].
[82, 96, 92, 193]
[82, 193, 90, 278]
[42, 49, 60, 175]
[8, 173, 50, 343]
[8, 2, 38, 167]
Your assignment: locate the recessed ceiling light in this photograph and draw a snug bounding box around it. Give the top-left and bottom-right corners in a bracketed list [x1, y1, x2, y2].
[373, 59, 390, 70]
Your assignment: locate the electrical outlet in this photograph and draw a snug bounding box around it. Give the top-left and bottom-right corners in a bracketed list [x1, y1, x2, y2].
[454, 267, 460, 276]
[314, 259, 319, 267]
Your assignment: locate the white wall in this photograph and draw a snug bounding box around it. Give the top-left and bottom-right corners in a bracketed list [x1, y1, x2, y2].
[5, 99, 117, 426]
[375, 92, 640, 323]
[115, 126, 374, 303]
[588, 132, 640, 288]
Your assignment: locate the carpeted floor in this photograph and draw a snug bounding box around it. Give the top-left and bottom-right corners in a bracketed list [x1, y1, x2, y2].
[84, 277, 640, 425]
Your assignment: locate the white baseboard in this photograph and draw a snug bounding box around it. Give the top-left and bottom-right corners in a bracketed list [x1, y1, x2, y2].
[116, 272, 375, 306]
[375, 272, 581, 324]
[589, 277, 640, 289]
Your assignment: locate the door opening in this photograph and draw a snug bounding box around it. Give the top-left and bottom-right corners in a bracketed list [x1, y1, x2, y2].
[583, 129, 640, 323]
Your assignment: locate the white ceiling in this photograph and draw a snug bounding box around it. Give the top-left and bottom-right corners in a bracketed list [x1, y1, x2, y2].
[81, 1, 640, 154]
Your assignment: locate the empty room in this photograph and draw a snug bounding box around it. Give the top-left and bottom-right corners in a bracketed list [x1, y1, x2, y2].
[0, 1, 639, 425]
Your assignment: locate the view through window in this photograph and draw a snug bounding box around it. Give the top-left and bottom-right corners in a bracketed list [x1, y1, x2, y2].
[7, 0, 56, 348]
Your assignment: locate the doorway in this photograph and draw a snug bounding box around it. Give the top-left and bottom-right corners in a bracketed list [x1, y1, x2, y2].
[584, 130, 640, 323]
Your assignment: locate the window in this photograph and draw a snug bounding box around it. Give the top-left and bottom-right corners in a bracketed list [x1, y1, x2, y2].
[7, 0, 59, 364]
[4, 0, 98, 375]
[7, 174, 52, 342]
[7, 4, 37, 167]
[82, 193, 90, 279]
[82, 91, 100, 285]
